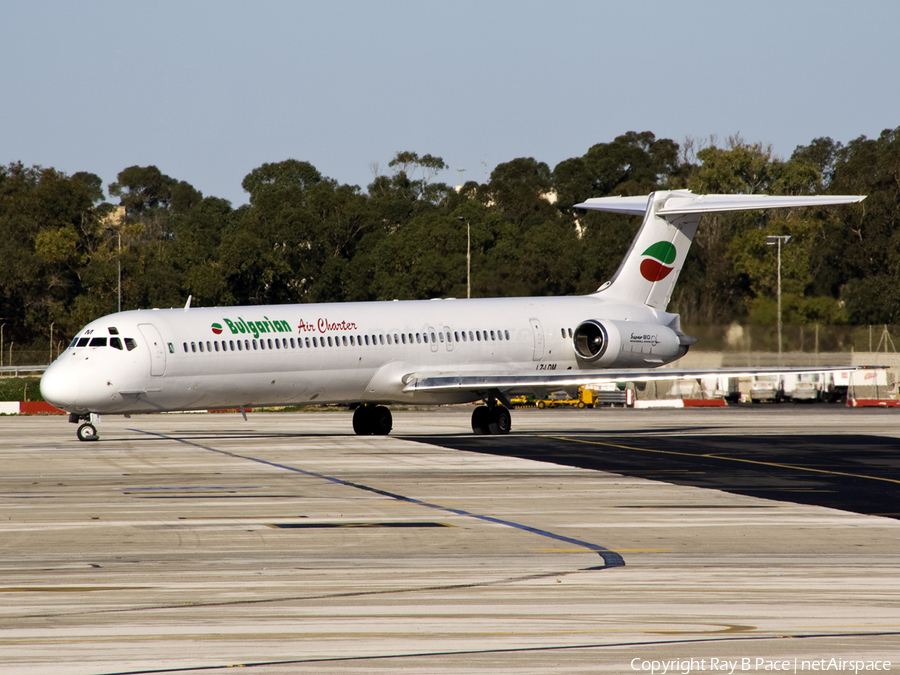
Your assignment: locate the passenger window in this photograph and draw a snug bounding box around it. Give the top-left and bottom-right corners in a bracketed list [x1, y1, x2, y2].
[504, 330, 510, 340]
[252, 340, 258, 350]
[568, 328, 573, 337]
[350, 336, 355, 346]
[422, 333, 427, 344]
[561, 328, 566, 338]
[475, 332, 481, 342]
[416, 333, 421, 343]
[191, 342, 197, 353]
[183, 342, 188, 352]
[214, 341, 219, 352]
[394, 334, 399, 344]
[364, 335, 370, 345]
[230, 340, 235, 350]
[327, 336, 332, 347]
[199, 342, 204, 353]
[343, 336, 348, 346]
[379, 335, 384, 345]
[430, 332, 436, 343]
[469, 331, 474, 341]
[268, 339, 273, 349]
[237, 340, 242, 351]
[439, 332, 444, 343]
[89, 337, 107, 347]
[290, 338, 295, 348]
[490, 331, 495, 340]
[110, 338, 123, 350]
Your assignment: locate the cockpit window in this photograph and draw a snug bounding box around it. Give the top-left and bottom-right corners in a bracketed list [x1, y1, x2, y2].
[124, 338, 137, 351]
[89, 337, 107, 347]
[108, 327, 119, 335]
[110, 337, 123, 350]
[76, 337, 90, 347]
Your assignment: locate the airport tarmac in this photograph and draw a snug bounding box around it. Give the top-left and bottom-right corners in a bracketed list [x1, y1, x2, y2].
[1, 406, 899, 674]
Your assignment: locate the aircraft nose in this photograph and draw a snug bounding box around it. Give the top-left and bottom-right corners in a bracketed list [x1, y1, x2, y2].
[40, 362, 82, 411]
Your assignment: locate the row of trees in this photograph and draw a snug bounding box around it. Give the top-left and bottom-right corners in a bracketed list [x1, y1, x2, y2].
[2, 128, 899, 358]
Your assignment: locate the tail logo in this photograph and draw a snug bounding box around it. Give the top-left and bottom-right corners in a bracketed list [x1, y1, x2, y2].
[639, 241, 677, 282]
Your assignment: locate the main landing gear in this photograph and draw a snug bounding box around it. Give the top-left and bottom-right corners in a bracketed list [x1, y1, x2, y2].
[70, 413, 99, 442]
[352, 404, 393, 435]
[471, 403, 512, 435]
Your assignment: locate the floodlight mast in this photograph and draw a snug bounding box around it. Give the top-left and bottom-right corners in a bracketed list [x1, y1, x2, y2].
[766, 235, 793, 356]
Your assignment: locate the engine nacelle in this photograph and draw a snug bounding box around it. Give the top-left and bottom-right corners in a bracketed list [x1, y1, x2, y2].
[572, 319, 689, 368]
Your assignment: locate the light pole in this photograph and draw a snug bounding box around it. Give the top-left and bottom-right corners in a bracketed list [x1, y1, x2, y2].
[766, 235, 792, 355]
[0, 322, 5, 368]
[457, 216, 471, 298]
[106, 226, 122, 312]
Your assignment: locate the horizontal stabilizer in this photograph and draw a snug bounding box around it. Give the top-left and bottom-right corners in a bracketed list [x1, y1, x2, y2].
[575, 191, 865, 216]
[575, 190, 866, 310]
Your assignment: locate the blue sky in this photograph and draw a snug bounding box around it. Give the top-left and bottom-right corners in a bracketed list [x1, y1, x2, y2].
[2, 0, 897, 206]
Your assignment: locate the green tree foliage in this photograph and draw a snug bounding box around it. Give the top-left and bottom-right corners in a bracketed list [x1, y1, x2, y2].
[5, 127, 898, 359]
[109, 165, 182, 213]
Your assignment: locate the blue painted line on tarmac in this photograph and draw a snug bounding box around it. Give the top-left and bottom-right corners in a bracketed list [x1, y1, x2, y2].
[129, 429, 625, 569]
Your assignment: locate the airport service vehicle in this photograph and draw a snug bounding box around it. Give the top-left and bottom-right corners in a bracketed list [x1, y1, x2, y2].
[40, 191, 865, 441]
[785, 373, 823, 402]
[750, 374, 785, 403]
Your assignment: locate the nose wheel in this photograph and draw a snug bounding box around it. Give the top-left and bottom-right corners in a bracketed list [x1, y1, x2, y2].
[70, 413, 100, 442]
[77, 423, 99, 442]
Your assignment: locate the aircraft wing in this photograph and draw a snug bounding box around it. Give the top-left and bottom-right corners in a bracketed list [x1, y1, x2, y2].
[403, 365, 877, 396]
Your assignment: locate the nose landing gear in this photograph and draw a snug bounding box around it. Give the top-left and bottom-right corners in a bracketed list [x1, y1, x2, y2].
[70, 413, 100, 442]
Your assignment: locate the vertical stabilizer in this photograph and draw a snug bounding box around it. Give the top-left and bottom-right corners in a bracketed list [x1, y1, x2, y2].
[583, 191, 699, 310]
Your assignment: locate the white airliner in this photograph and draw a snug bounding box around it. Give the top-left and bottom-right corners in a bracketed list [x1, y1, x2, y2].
[40, 190, 865, 441]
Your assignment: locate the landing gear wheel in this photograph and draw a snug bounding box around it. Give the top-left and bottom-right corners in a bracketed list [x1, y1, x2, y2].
[487, 405, 512, 435]
[352, 405, 375, 435]
[77, 423, 98, 442]
[471, 406, 491, 434]
[372, 406, 392, 435]
[353, 405, 392, 435]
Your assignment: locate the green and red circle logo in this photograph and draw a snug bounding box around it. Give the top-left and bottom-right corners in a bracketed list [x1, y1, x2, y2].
[211, 323, 223, 335]
[639, 241, 676, 282]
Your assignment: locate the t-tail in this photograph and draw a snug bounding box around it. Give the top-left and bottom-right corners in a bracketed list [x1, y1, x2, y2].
[575, 190, 867, 311]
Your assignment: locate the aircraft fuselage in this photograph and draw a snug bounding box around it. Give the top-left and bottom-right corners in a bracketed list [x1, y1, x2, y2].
[41, 294, 679, 415]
